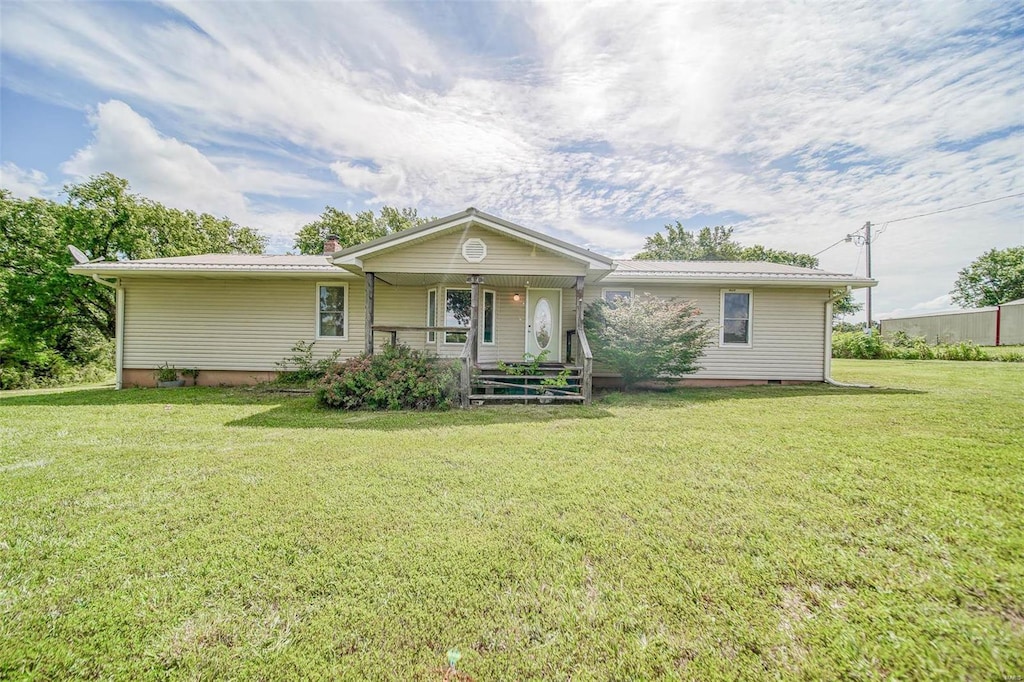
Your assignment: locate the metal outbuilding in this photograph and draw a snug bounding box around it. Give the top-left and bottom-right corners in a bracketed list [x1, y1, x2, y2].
[880, 298, 1024, 346]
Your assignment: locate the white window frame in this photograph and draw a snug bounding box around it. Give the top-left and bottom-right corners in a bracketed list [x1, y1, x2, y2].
[315, 281, 349, 340]
[442, 284, 497, 342]
[426, 288, 437, 343]
[601, 287, 634, 305]
[720, 289, 753, 348]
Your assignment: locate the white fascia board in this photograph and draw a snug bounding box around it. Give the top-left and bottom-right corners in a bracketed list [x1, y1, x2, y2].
[331, 214, 614, 271]
[68, 265, 354, 278]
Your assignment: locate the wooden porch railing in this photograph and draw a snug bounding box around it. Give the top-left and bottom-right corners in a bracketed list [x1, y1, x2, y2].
[372, 325, 467, 347]
[576, 326, 593, 404]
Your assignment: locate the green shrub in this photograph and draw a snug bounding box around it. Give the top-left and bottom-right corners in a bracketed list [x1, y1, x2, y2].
[0, 336, 113, 390]
[832, 332, 1009, 362]
[315, 344, 459, 410]
[584, 294, 714, 388]
[831, 331, 888, 359]
[275, 340, 342, 385]
[934, 342, 989, 361]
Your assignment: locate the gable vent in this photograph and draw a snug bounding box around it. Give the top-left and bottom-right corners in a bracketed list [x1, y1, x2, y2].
[461, 238, 487, 263]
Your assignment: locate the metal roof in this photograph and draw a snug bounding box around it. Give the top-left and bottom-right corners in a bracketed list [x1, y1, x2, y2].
[70, 253, 339, 274]
[68, 234, 875, 289]
[606, 259, 874, 287]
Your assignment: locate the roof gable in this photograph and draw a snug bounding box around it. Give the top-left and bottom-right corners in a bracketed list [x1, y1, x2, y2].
[331, 207, 614, 271]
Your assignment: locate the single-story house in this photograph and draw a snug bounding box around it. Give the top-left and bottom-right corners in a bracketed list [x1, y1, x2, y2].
[70, 207, 875, 403]
[880, 298, 1024, 347]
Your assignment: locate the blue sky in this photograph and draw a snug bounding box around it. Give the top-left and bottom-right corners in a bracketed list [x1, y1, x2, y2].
[1, 0, 1022, 319]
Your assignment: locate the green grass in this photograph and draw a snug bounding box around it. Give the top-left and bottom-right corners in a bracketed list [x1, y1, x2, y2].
[2, 360, 1022, 679]
[983, 345, 1024, 359]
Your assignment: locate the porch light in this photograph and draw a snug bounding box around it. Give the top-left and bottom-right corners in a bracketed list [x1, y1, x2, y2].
[513, 293, 521, 302]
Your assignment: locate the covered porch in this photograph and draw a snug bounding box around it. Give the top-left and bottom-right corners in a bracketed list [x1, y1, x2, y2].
[360, 271, 594, 406]
[327, 207, 618, 406]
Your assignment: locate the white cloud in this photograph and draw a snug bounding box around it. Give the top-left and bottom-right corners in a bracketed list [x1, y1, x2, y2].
[60, 100, 320, 242]
[0, 162, 53, 199]
[62, 100, 248, 217]
[880, 294, 958, 320]
[1, 0, 1021, 315]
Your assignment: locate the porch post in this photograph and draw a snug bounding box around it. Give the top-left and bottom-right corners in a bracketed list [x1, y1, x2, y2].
[576, 275, 593, 404]
[467, 275, 483, 366]
[365, 272, 375, 355]
[575, 275, 585, 352]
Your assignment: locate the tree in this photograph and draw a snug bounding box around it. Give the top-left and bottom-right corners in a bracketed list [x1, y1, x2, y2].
[635, 221, 860, 320]
[950, 246, 1024, 308]
[293, 206, 433, 255]
[635, 223, 742, 261]
[0, 174, 266, 387]
[737, 244, 819, 269]
[584, 294, 715, 388]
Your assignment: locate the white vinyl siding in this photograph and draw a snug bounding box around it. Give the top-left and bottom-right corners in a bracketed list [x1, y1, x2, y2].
[360, 225, 587, 276]
[583, 285, 829, 381]
[121, 276, 362, 371]
[120, 277, 829, 380]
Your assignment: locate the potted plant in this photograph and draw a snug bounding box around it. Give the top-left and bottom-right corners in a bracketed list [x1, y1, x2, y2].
[155, 363, 184, 388]
[181, 368, 200, 386]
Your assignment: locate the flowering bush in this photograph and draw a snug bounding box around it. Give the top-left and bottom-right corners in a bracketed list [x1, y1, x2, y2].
[315, 344, 459, 410]
[584, 293, 714, 388]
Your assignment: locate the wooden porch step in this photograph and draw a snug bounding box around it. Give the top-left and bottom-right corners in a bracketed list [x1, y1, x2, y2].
[468, 394, 586, 402]
[473, 374, 581, 381]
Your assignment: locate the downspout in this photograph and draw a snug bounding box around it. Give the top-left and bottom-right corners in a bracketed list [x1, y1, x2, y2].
[91, 275, 124, 390]
[824, 286, 872, 388]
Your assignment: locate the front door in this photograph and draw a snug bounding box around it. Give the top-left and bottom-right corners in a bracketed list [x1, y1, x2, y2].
[525, 288, 561, 361]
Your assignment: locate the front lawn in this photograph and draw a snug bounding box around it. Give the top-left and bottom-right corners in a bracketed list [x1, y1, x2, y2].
[1, 360, 1021, 679]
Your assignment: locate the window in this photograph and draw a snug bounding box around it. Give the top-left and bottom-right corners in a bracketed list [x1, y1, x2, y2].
[317, 283, 348, 338]
[602, 288, 634, 306]
[721, 290, 752, 346]
[442, 288, 495, 344]
[482, 290, 495, 344]
[426, 289, 437, 343]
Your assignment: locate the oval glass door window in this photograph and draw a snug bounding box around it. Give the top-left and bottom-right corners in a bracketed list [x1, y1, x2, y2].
[534, 298, 552, 350]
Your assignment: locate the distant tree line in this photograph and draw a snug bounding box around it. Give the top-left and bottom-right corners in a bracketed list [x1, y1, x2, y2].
[635, 222, 862, 319]
[0, 174, 265, 388]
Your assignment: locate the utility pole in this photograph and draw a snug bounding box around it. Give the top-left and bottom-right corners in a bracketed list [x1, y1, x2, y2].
[846, 221, 873, 333]
[865, 221, 872, 333]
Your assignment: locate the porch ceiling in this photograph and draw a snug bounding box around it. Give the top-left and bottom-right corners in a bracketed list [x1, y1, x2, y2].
[371, 272, 587, 289]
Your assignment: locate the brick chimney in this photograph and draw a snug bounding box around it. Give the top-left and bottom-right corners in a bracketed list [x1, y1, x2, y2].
[323, 234, 341, 255]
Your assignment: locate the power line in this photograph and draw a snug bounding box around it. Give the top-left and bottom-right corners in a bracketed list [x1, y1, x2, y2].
[812, 236, 848, 257]
[879, 192, 1024, 225]
[811, 192, 1023, 256]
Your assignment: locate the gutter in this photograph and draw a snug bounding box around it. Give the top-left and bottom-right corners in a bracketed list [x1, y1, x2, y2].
[90, 275, 125, 390]
[824, 287, 871, 388]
